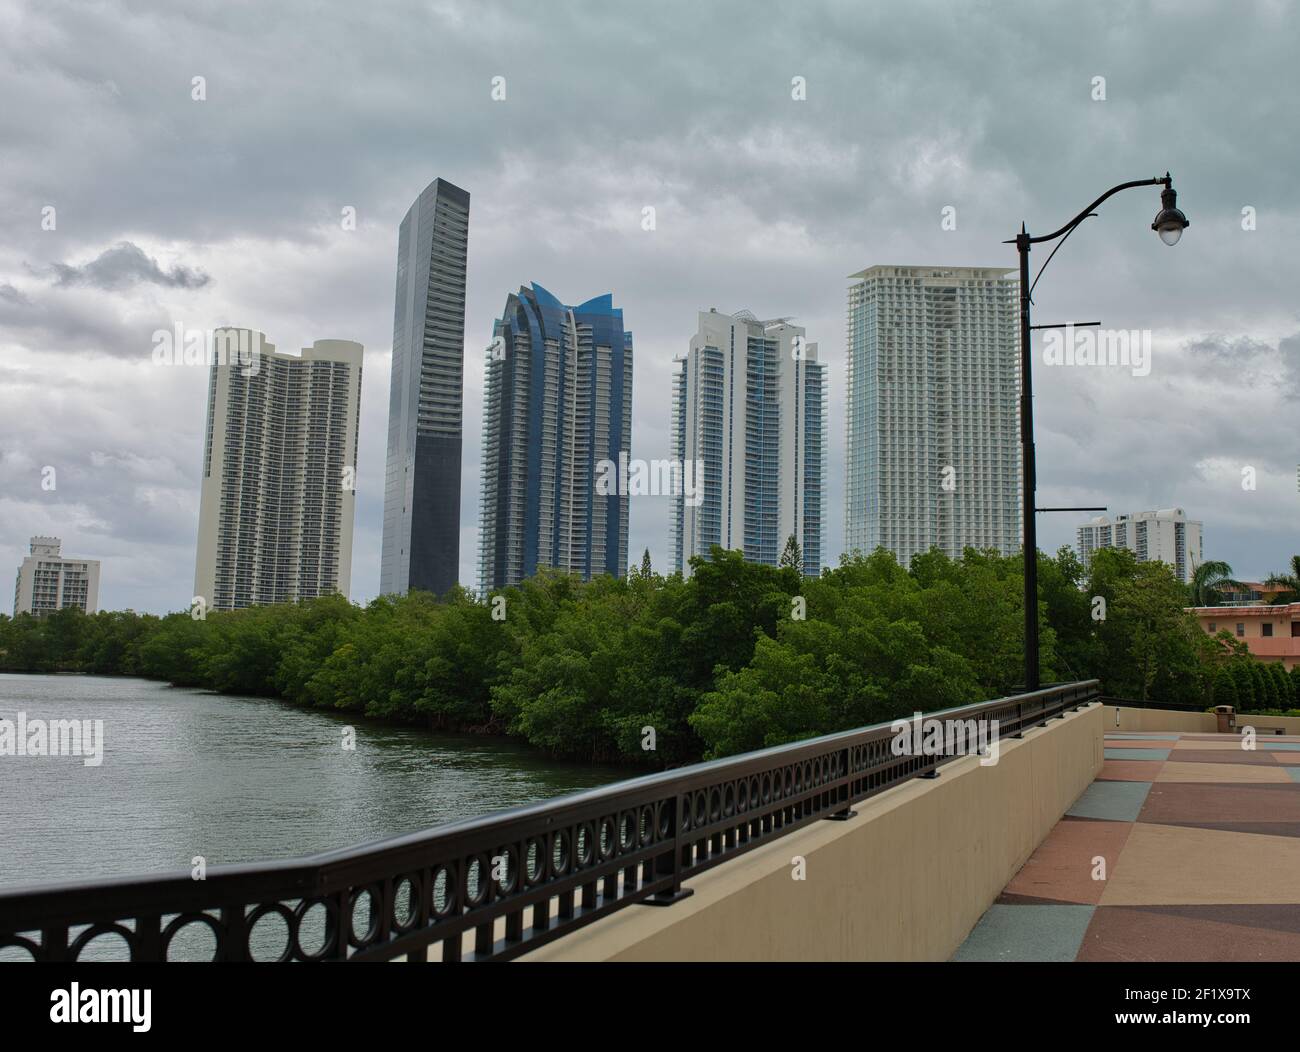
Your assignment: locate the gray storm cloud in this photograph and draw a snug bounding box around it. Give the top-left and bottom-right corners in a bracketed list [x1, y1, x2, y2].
[0, 0, 1296, 612]
[48, 242, 211, 291]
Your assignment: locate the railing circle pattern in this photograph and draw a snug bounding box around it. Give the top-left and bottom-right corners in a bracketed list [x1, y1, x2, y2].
[0, 684, 1099, 963]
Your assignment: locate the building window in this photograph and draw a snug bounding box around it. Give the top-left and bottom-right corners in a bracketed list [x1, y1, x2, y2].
[1208, 623, 1216, 633]
[1236, 623, 1245, 637]
[1263, 623, 1274, 638]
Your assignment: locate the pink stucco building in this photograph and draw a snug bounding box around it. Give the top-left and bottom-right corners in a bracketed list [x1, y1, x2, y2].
[1190, 603, 1300, 670]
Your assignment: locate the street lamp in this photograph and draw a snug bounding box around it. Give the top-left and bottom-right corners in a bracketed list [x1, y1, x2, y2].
[1152, 184, 1191, 246]
[1009, 173, 1188, 693]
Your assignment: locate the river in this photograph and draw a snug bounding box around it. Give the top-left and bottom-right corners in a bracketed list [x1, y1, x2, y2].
[0, 672, 632, 957]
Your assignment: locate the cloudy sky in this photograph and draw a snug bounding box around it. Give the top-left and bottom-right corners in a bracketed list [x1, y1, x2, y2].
[1, 0, 1297, 614]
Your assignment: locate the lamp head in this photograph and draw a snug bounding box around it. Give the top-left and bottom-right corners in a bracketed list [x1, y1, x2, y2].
[1152, 178, 1189, 246]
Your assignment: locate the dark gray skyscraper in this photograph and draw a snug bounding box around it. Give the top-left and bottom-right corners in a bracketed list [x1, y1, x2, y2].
[380, 178, 470, 596]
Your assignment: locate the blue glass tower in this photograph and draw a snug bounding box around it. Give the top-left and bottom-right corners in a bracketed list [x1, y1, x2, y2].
[478, 284, 633, 591]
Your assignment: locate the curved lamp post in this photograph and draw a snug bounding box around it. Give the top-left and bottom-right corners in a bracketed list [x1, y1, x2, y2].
[1010, 173, 1188, 692]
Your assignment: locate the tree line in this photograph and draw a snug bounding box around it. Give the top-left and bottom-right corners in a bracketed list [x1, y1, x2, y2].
[2, 545, 1297, 765]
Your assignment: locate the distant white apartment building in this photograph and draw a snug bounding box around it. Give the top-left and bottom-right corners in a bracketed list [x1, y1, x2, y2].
[671, 308, 827, 577]
[1076, 508, 1203, 584]
[194, 329, 363, 611]
[844, 265, 1021, 566]
[13, 537, 101, 616]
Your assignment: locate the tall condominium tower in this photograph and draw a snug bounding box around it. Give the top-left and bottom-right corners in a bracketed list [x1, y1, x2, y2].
[194, 328, 363, 611]
[13, 537, 100, 616]
[844, 265, 1021, 565]
[380, 178, 470, 597]
[1077, 508, 1203, 584]
[671, 309, 827, 577]
[478, 283, 632, 592]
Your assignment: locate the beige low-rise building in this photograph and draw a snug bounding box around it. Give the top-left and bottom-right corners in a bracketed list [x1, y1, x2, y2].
[13, 537, 100, 616]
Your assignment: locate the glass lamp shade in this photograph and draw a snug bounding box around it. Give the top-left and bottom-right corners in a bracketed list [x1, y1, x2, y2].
[1151, 182, 1188, 246]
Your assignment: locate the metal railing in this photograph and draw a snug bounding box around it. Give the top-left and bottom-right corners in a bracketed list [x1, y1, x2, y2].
[0, 680, 1100, 962]
[1100, 695, 1211, 712]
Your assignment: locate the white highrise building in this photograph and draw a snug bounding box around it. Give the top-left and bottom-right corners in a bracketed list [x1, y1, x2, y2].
[844, 265, 1021, 565]
[671, 309, 827, 577]
[194, 329, 363, 611]
[1076, 508, 1203, 584]
[13, 537, 100, 616]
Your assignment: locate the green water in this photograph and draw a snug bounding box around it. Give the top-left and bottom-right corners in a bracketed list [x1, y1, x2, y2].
[0, 673, 632, 959]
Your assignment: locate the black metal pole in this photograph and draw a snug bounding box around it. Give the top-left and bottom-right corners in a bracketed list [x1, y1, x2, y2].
[1009, 175, 1176, 696]
[1017, 225, 1038, 692]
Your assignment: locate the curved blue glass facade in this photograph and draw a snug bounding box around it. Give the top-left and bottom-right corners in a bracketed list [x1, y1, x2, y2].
[479, 283, 632, 591]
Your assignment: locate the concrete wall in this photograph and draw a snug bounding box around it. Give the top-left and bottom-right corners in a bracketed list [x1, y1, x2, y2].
[1103, 705, 1300, 736]
[524, 702, 1104, 962]
[1104, 706, 1215, 733]
[1235, 713, 1300, 735]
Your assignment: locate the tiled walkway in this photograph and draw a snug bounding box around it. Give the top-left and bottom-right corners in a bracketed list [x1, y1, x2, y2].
[954, 730, 1300, 961]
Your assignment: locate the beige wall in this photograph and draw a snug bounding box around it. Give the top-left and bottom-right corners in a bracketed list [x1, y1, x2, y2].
[1236, 713, 1300, 735]
[524, 703, 1104, 962]
[1103, 705, 1300, 736]
[1104, 706, 1214, 733]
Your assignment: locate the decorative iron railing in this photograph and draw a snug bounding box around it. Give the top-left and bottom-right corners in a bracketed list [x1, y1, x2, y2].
[0, 680, 1099, 962]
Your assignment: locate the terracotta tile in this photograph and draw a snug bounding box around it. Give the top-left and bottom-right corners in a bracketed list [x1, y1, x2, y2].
[1002, 817, 1133, 905]
[1078, 906, 1300, 962]
[1097, 760, 1165, 782]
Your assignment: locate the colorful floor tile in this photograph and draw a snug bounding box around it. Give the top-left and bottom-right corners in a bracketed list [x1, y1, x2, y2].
[951, 904, 1095, 962]
[1066, 780, 1152, 822]
[999, 816, 1132, 905]
[1076, 905, 1300, 962]
[953, 729, 1300, 961]
[1096, 759, 1165, 782]
[1102, 747, 1170, 761]
[1107, 733, 1183, 741]
[1107, 738, 1178, 749]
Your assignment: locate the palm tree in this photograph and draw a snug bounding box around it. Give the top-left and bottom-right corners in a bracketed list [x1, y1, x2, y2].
[1265, 555, 1300, 603]
[1186, 560, 1245, 607]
